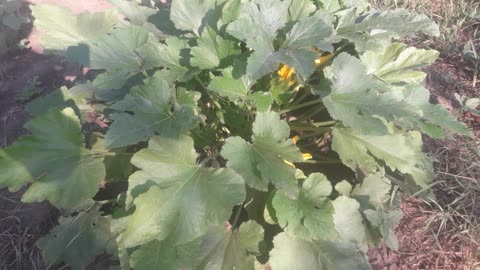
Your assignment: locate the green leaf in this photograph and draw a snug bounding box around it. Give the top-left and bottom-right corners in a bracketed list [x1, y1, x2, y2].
[335, 180, 352, 196]
[324, 53, 465, 137]
[31, 4, 119, 51]
[361, 43, 439, 84]
[396, 84, 472, 137]
[137, 37, 197, 82]
[332, 196, 368, 244]
[332, 128, 433, 188]
[282, 11, 333, 51]
[109, 0, 164, 35]
[221, 111, 303, 197]
[351, 173, 392, 209]
[209, 66, 254, 100]
[273, 173, 338, 240]
[337, 9, 439, 51]
[92, 70, 129, 101]
[119, 135, 246, 247]
[105, 72, 198, 149]
[37, 211, 114, 270]
[364, 209, 403, 250]
[191, 221, 264, 270]
[288, 0, 317, 21]
[0, 108, 105, 208]
[70, 25, 151, 71]
[269, 233, 371, 270]
[129, 237, 184, 270]
[226, 0, 289, 51]
[170, 0, 218, 35]
[317, 0, 341, 12]
[25, 86, 92, 120]
[190, 26, 240, 69]
[227, 3, 332, 80]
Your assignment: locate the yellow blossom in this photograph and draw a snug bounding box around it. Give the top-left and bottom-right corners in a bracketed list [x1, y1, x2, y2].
[284, 136, 312, 168]
[302, 153, 312, 160]
[292, 135, 299, 144]
[277, 64, 296, 87]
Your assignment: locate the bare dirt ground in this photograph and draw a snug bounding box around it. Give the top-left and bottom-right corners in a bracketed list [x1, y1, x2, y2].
[0, 1, 479, 270]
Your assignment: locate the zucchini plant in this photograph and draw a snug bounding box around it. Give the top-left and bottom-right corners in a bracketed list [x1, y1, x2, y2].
[0, 0, 472, 269]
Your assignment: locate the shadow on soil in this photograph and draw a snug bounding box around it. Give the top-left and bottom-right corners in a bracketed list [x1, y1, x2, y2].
[0, 2, 88, 270]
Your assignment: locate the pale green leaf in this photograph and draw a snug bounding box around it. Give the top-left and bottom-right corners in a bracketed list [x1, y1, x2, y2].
[364, 209, 403, 250]
[316, 0, 341, 12]
[352, 173, 391, 208]
[209, 67, 253, 100]
[324, 53, 467, 137]
[191, 221, 264, 270]
[288, 0, 316, 21]
[269, 233, 371, 270]
[273, 173, 337, 240]
[222, 111, 303, 197]
[170, 0, 218, 35]
[332, 128, 433, 188]
[361, 43, 439, 84]
[282, 11, 333, 51]
[31, 4, 119, 51]
[0, 108, 105, 208]
[397, 84, 472, 137]
[226, 0, 289, 51]
[337, 9, 439, 51]
[335, 180, 352, 196]
[108, 0, 164, 35]
[119, 135, 246, 247]
[332, 196, 368, 244]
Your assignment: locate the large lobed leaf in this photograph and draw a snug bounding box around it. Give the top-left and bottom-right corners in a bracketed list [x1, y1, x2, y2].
[31, 4, 119, 52]
[222, 111, 303, 198]
[105, 71, 198, 149]
[226, 0, 332, 80]
[332, 127, 433, 188]
[0, 108, 105, 208]
[324, 52, 470, 138]
[269, 233, 371, 270]
[119, 135, 246, 248]
[273, 173, 337, 240]
[37, 210, 114, 270]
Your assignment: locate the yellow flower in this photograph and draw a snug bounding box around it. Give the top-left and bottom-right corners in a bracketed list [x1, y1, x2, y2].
[277, 64, 296, 87]
[283, 136, 312, 168]
[302, 153, 312, 160]
[315, 52, 334, 65]
[292, 135, 299, 144]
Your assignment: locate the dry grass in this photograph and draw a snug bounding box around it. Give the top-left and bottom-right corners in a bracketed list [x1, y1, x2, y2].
[371, 0, 480, 52]
[425, 137, 480, 268]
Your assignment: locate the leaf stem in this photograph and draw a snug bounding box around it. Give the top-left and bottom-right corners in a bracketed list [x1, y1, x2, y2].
[231, 202, 245, 229]
[195, 75, 222, 110]
[279, 99, 323, 114]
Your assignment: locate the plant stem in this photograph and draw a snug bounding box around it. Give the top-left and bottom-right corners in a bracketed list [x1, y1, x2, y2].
[298, 129, 332, 139]
[231, 202, 245, 229]
[279, 99, 323, 114]
[292, 106, 327, 122]
[297, 159, 342, 164]
[195, 75, 222, 110]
